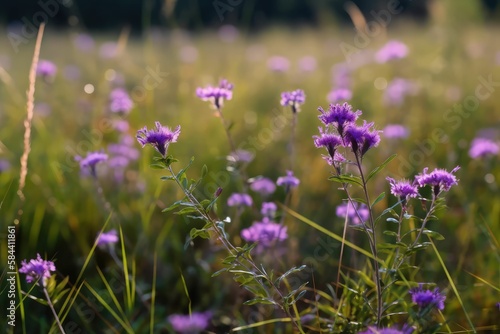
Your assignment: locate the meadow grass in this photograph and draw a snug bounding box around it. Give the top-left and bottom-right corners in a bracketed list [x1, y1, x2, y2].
[0, 22, 499, 333]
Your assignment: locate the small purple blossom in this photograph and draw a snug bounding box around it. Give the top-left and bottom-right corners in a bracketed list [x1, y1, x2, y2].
[19, 254, 56, 286]
[241, 217, 288, 248]
[230, 149, 254, 163]
[383, 124, 409, 139]
[345, 121, 381, 157]
[261, 202, 277, 217]
[96, 230, 119, 247]
[469, 138, 500, 159]
[73, 33, 95, 52]
[386, 177, 419, 201]
[168, 312, 211, 334]
[267, 56, 290, 72]
[327, 88, 352, 103]
[136, 122, 181, 158]
[36, 60, 57, 80]
[249, 177, 276, 196]
[331, 64, 351, 89]
[109, 88, 133, 114]
[336, 202, 369, 225]
[313, 127, 343, 158]
[375, 40, 408, 63]
[196, 79, 233, 109]
[384, 78, 417, 107]
[298, 56, 317, 72]
[409, 284, 446, 311]
[0, 158, 11, 172]
[276, 170, 300, 188]
[227, 193, 253, 207]
[280, 89, 306, 113]
[318, 103, 362, 137]
[359, 325, 414, 334]
[76, 151, 108, 177]
[415, 166, 460, 194]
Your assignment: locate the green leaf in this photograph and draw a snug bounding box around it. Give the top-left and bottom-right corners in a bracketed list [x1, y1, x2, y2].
[150, 163, 166, 169]
[366, 154, 397, 183]
[177, 156, 195, 179]
[275, 265, 307, 286]
[174, 206, 199, 215]
[243, 298, 278, 306]
[162, 202, 180, 213]
[329, 175, 364, 187]
[386, 218, 400, 224]
[189, 228, 210, 240]
[422, 229, 445, 240]
[211, 268, 228, 277]
[201, 164, 208, 178]
[371, 192, 385, 209]
[383, 230, 398, 237]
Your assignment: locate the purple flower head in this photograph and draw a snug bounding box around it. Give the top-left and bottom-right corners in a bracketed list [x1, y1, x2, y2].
[218, 24, 239, 43]
[469, 138, 500, 159]
[74, 33, 95, 52]
[196, 79, 233, 109]
[229, 149, 254, 163]
[386, 177, 419, 202]
[109, 88, 133, 114]
[318, 103, 362, 137]
[96, 230, 119, 247]
[280, 89, 306, 113]
[345, 121, 381, 157]
[261, 202, 277, 217]
[19, 254, 56, 286]
[409, 284, 446, 311]
[267, 56, 290, 72]
[227, 193, 253, 207]
[37, 60, 57, 79]
[313, 127, 343, 158]
[383, 124, 409, 139]
[384, 78, 417, 107]
[168, 311, 212, 334]
[323, 152, 346, 167]
[249, 177, 276, 196]
[336, 201, 369, 225]
[375, 40, 408, 63]
[277, 170, 300, 189]
[327, 88, 352, 103]
[331, 64, 352, 89]
[241, 217, 288, 248]
[136, 122, 181, 158]
[0, 158, 11, 172]
[415, 166, 460, 195]
[359, 325, 414, 334]
[76, 151, 108, 177]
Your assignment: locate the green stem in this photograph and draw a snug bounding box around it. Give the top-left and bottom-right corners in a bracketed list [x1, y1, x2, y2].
[43, 286, 66, 334]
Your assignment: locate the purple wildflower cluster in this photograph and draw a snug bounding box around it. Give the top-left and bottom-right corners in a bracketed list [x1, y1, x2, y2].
[76, 151, 108, 177]
[384, 78, 418, 107]
[36, 60, 57, 80]
[409, 284, 446, 311]
[227, 193, 253, 207]
[276, 170, 300, 189]
[327, 88, 352, 103]
[261, 202, 277, 217]
[383, 124, 409, 139]
[415, 166, 460, 194]
[196, 79, 233, 109]
[249, 177, 276, 196]
[109, 88, 134, 114]
[375, 40, 408, 63]
[136, 122, 181, 158]
[314, 102, 380, 162]
[168, 311, 212, 333]
[108, 135, 140, 182]
[280, 89, 306, 113]
[241, 217, 288, 249]
[336, 201, 369, 225]
[386, 177, 419, 203]
[359, 325, 414, 334]
[469, 137, 499, 159]
[19, 254, 56, 286]
[267, 56, 290, 72]
[96, 230, 119, 247]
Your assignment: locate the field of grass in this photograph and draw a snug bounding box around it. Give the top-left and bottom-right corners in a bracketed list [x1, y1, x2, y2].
[0, 20, 499, 333]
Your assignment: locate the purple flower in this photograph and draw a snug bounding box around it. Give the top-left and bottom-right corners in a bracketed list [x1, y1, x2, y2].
[415, 166, 460, 194]
[298, 56, 317, 72]
[230, 149, 254, 163]
[36, 60, 57, 80]
[386, 177, 419, 201]
[409, 284, 446, 311]
[345, 121, 381, 157]
[0, 158, 11, 172]
[261, 202, 277, 217]
[267, 56, 290, 72]
[19, 254, 56, 286]
[375, 40, 408, 63]
[196, 79, 233, 109]
[383, 124, 409, 139]
[218, 24, 239, 43]
[469, 138, 500, 159]
[136, 122, 181, 158]
[359, 325, 414, 334]
[318, 103, 362, 137]
[168, 312, 211, 334]
[276, 171, 300, 188]
[280, 89, 306, 113]
[327, 88, 352, 103]
[73, 33, 95, 52]
[76, 151, 108, 177]
[331, 64, 351, 89]
[227, 193, 253, 207]
[313, 127, 343, 158]
[99, 42, 118, 59]
[336, 202, 369, 225]
[96, 230, 119, 247]
[384, 78, 417, 107]
[109, 88, 133, 114]
[249, 177, 276, 196]
[241, 217, 288, 248]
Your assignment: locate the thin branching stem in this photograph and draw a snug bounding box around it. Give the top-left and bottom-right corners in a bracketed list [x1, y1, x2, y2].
[43, 286, 66, 334]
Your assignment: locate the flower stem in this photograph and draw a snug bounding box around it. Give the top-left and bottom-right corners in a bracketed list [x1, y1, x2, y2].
[43, 286, 66, 334]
